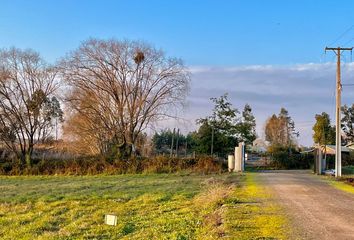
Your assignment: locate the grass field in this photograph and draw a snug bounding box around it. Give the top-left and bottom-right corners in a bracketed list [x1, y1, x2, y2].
[0, 173, 289, 239]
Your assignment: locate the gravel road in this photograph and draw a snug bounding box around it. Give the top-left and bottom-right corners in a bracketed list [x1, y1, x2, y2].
[258, 170, 354, 240]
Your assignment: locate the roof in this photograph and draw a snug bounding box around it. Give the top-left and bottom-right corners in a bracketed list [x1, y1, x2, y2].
[321, 145, 352, 154]
[346, 143, 354, 149]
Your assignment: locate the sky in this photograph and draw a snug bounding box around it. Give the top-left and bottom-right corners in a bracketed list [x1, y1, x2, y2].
[1, 0, 354, 146]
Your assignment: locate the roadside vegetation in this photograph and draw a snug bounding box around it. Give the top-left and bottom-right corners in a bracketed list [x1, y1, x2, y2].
[328, 178, 354, 194]
[343, 165, 354, 175]
[333, 165, 354, 190]
[0, 155, 225, 175]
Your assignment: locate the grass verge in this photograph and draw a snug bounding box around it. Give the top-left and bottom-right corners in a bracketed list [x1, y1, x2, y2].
[326, 178, 354, 194]
[222, 173, 289, 239]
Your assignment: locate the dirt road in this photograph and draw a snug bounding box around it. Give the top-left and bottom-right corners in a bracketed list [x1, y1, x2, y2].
[258, 170, 354, 240]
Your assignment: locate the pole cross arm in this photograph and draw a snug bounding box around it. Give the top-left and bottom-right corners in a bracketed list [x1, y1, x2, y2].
[325, 47, 353, 50]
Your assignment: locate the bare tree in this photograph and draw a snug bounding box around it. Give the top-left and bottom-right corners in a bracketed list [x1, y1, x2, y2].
[60, 39, 190, 158]
[264, 108, 298, 147]
[265, 114, 285, 145]
[0, 48, 60, 166]
[63, 94, 111, 155]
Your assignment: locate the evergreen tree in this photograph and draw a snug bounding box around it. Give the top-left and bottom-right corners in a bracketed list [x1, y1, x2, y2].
[195, 94, 243, 157]
[237, 104, 257, 144]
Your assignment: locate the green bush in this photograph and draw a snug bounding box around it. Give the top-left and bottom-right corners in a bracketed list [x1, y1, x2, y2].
[267, 145, 313, 169]
[343, 153, 354, 166]
[342, 165, 354, 175]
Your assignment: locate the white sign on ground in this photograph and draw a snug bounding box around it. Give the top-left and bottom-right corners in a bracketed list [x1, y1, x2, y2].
[105, 214, 118, 226]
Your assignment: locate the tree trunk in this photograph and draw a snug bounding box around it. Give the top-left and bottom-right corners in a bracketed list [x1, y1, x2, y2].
[118, 142, 132, 159]
[25, 152, 32, 168]
[26, 137, 34, 167]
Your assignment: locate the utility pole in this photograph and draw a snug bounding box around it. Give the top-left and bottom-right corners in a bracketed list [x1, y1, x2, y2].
[325, 47, 353, 177]
[175, 128, 180, 158]
[185, 140, 188, 157]
[211, 127, 214, 156]
[170, 128, 175, 158]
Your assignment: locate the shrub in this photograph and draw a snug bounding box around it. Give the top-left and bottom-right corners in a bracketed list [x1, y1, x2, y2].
[0, 155, 226, 175]
[343, 153, 354, 166]
[267, 145, 313, 169]
[342, 165, 354, 175]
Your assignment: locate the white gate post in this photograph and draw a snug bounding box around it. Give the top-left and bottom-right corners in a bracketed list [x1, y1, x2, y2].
[234, 146, 240, 172]
[234, 142, 245, 172]
[240, 142, 245, 172]
[228, 155, 235, 172]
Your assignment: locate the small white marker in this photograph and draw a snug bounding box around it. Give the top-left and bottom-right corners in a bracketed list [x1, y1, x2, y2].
[104, 214, 117, 226]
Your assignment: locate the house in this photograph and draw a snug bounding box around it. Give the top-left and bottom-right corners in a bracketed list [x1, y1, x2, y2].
[321, 145, 352, 155]
[315, 145, 353, 175]
[251, 138, 269, 153]
[345, 143, 354, 150]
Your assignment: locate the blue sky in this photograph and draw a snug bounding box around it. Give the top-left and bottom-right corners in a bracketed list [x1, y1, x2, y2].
[1, 0, 354, 145]
[2, 0, 354, 65]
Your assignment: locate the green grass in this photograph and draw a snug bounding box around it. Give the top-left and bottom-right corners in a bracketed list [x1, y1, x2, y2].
[319, 165, 354, 194]
[0, 173, 288, 239]
[328, 180, 354, 194]
[320, 167, 354, 194]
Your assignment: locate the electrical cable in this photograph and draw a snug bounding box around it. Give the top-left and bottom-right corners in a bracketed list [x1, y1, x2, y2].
[328, 25, 354, 47]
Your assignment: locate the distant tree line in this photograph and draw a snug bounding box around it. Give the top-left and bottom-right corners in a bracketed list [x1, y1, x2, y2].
[152, 94, 257, 158]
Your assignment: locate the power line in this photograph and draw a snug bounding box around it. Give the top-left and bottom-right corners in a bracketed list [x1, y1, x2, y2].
[319, 26, 354, 65]
[328, 25, 354, 46]
[343, 36, 354, 46]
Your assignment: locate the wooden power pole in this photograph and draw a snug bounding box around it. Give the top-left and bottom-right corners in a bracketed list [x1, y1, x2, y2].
[175, 128, 179, 158]
[211, 127, 214, 156]
[325, 47, 353, 177]
[170, 128, 175, 158]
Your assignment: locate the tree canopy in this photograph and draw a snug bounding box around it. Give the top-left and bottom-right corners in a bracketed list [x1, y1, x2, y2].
[265, 108, 298, 147]
[60, 39, 190, 158]
[342, 104, 354, 144]
[0, 48, 61, 166]
[312, 112, 335, 146]
[192, 94, 256, 157]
